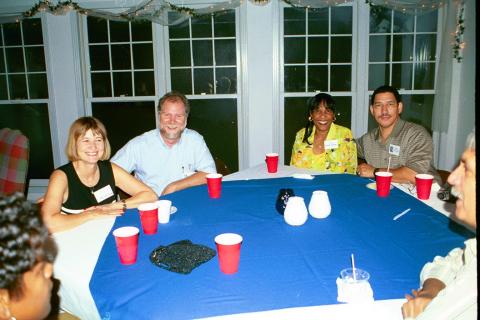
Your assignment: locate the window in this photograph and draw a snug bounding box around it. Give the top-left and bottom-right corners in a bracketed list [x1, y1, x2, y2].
[0, 19, 53, 179]
[282, 5, 353, 164]
[368, 7, 438, 132]
[167, 10, 239, 172]
[85, 17, 157, 154]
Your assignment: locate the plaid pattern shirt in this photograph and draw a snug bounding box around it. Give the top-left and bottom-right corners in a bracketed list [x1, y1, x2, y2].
[0, 128, 29, 195]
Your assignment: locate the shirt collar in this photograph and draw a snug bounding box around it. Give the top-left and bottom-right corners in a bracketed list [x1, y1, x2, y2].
[307, 123, 338, 143]
[374, 118, 405, 143]
[157, 128, 187, 148]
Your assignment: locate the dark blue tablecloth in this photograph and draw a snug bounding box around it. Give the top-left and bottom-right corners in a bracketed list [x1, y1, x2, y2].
[90, 174, 473, 319]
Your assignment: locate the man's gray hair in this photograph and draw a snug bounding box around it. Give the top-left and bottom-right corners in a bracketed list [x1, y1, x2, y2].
[158, 91, 190, 115]
[465, 128, 475, 150]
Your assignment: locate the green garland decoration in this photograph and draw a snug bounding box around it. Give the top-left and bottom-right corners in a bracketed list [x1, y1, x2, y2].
[452, 1, 465, 63]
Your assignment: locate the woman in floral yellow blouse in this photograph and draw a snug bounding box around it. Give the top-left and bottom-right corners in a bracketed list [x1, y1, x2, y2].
[290, 93, 357, 174]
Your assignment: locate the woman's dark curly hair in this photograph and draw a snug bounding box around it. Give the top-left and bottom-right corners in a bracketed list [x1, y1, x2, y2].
[0, 193, 57, 300]
[302, 93, 336, 145]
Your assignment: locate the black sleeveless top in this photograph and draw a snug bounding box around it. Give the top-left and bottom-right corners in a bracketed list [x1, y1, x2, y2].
[58, 160, 118, 214]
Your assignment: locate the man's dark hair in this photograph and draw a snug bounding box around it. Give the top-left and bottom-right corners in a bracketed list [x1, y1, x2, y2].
[0, 193, 57, 300]
[370, 85, 402, 105]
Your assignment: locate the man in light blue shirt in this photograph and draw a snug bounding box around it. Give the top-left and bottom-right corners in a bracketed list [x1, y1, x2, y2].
[111, 92, 216, 196]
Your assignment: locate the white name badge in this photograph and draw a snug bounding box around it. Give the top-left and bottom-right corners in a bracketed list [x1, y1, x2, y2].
[324, 139, 339, 150]
[389, 144, 401, 156]
[93, 185, 115, 203]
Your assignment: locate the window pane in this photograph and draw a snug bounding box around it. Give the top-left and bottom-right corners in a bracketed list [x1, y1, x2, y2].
[308, 8, 328, 34]
[192, 16, 212, 38]
[284, 97, 310, 164]
[0, 103, 53, 179]
[330, 65, 351, 91]
[170, 41, 191, 67]
[392, 35, 413, 61]
[131, 21, 152, 41]
[171, 69, 192, 94]
[285, 66, 305, 92]
[8, 74, 27, 99]
[87, 17, 108, 43]
[0, 50, 5, 73]
[284, 37, 305, 64]
[400, 94, 434, 132]
[6, 48, 25, 72]
[111, 44, 131, 70]
[215, 39, 236, 66]
[331, 36, 351, 63]
[414, 62, 435, 89]
[332, 96, 352, 128]
[307, 65, 328, 92]
[368, 64, 389, 90]
[113, 72, 132, 96]
[25, 47, 46, 72]
[109, 21, 130, 42]
[308, 37, 328, 63]
[23, 19, 43, 45]
[0, 75, 7, 99]
[91, 72, 112, 97]
[416, 11, 437, 32]
[3, 22, 21, 46]
[134, 71, 155, 96]
[89, 45, 110, 70]
[284, 8, 306, 35]
[28, 73, 48, 99]
[188, 99, 238, 172]
[216, 67, 236, 94]
[133, 43, 153, 69]
[393, 11, 413, 32]
[370, 7, 391, 33]
[0, 26, 3, 44]
[415, 34, 436, 61]
[331, 6, 352, 34]
[92, 101, 156, 154]
[214, 10, 235, 37]
[369, 35, 391, 62]
[392, 63, 412, 90]
[193, 68, 214, 94]
[192, 40, 212, 66]
[168, 13, 190, 38]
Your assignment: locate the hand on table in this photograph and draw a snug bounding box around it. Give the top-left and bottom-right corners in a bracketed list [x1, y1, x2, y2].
[401, 289, 434, 319]
[357, 163, 375, 178]
[84, 203, 125, 219]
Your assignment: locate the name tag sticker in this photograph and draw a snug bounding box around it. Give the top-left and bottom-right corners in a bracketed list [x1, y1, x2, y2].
[93, 185, 114, 203]
[324, 139, 339, 149]
[389, 144, 400, 156]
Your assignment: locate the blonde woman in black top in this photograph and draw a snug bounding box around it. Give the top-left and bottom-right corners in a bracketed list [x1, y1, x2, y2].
[41, 117, 157, 233]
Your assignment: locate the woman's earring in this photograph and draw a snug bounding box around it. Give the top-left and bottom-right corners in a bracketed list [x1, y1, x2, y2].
[308, 116, 312, 122]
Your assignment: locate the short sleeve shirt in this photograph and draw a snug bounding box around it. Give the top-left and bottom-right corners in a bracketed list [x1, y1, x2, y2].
[111, 128, 216, 196]
[356, 119, 441, 183]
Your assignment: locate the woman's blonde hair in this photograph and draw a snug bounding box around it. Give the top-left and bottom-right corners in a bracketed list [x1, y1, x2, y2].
[65, 117, 111, 161]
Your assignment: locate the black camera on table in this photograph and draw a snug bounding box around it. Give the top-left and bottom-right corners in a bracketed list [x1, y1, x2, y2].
[437, 183, 457, 203]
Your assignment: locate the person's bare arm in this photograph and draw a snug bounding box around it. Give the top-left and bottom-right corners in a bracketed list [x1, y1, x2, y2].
[41, 170, 123, 233]
[112, 162, 158, 206]
[162, 171, 209, 195]
[401, 278, 446, 319]
[357, 163, 416, 184]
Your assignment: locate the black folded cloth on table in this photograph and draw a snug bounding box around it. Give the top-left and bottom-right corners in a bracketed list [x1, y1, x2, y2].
[150, 240, 216, 274]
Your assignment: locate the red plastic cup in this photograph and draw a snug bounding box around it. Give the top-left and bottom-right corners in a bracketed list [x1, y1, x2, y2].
[138, 203, 158, 234]
[215, 233, 243, 274]
[375, 171, 393, 197]
[415, 174, 434, 200]
[113, 226, 139, 265]
[265, 153, 279, 173]
[206, 173, 223, 199]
